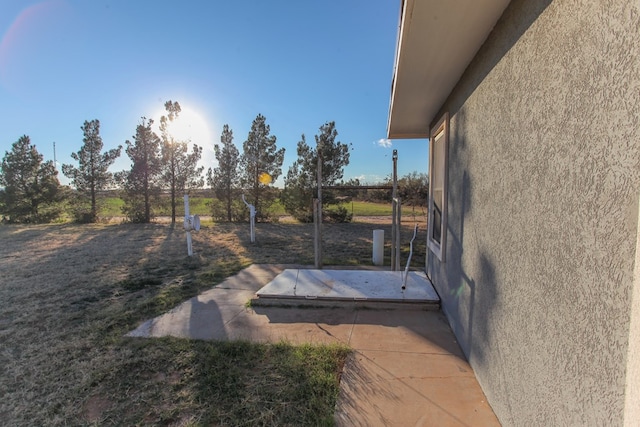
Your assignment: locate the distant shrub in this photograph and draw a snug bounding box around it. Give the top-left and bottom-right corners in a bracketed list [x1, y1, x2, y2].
[325, 205, 352, 223]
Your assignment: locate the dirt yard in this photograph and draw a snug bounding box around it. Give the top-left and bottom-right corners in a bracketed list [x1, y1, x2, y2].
[0, 216, 427, 425]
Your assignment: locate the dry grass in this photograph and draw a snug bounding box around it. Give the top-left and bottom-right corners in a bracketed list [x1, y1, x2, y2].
[0, 216, 425, 425]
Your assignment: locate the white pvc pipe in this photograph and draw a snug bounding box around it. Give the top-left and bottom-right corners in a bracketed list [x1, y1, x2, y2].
[372, 229, 384, 266]
[186, 231, 193, 256]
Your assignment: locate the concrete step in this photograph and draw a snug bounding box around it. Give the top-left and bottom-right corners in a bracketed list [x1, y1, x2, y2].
[252, 268, 440, 311]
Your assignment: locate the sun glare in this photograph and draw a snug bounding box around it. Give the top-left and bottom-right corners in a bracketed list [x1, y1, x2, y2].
[151, 102, 219, 175]
[159, 105, 212, 147]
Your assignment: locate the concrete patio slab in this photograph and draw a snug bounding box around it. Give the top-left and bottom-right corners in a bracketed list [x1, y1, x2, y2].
[336, 365, 498, 427]
[256, 268, 440, 303]
[126, 264, 499, 426]
[221, 308, 356, 344]
[350, 309, 465, 357]
[353, 350, 473, 380]
[213, 264, 301, 291]
[127, 298, 247, 340]
[197, 288, 257, 306]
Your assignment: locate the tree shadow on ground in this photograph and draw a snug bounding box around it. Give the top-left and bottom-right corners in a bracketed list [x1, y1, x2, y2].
[0, 219, 428, 424]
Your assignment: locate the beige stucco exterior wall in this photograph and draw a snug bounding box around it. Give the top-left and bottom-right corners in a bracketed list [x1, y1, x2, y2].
[625, 192, 640, 425]
[428, 0, 640, 425]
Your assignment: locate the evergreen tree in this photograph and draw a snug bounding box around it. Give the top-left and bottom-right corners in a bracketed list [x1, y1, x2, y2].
[282, 121, 351, 222]
[239, 114, 284, 221]
[119, 118, 162, 223]
[0, 135, 63, 223]
[207, 124, 240, 221]
[159, 100, 204, 223]
[62, 119, 121, 222]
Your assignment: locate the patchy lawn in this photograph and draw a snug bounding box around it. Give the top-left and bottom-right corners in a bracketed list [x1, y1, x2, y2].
[0, 217, 425, 425]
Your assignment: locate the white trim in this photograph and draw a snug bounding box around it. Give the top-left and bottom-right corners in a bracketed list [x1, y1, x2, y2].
[427, 112, 449, 262]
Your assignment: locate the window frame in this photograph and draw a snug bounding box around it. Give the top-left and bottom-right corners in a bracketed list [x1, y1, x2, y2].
[427, 112, 449, 262]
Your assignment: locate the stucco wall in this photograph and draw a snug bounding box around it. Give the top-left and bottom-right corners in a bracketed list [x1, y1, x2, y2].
[626, 196, 640, 425]
[428, 0, 640, 425]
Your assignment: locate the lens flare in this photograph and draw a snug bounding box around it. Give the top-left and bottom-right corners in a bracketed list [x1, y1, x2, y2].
[259, 172, 273, 185]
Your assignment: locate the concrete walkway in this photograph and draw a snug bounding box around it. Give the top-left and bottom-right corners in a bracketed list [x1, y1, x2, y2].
[127, 264, 500, 426]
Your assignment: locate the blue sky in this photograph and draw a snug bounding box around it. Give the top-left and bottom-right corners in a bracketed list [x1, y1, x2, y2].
[0, 0, 427, 187]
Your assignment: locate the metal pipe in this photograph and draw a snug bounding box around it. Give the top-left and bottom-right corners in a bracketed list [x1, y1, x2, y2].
[241, 194, 256, 243]
[396, 199, 401, 270]
[183, 195, 201, 256]
[391, 150, 398, 270]
[391, 201, 397, 270]
[402, 223, 418, 290]
[315, 145, 323, 269]
[314, 199, 322, 269]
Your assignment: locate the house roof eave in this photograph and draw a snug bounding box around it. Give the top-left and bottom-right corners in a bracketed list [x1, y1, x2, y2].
[387, 0, 511, 139]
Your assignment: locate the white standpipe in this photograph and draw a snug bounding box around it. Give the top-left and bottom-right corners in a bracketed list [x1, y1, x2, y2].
[241, 194, 256, 243]
[372, 229, 384, 266]
[183, 195, 201, 256]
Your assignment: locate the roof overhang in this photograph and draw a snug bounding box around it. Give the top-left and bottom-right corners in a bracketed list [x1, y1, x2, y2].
[387, 0, 511, 139]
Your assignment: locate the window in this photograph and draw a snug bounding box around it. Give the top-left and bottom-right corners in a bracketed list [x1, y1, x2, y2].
[428, 112, 449, 261]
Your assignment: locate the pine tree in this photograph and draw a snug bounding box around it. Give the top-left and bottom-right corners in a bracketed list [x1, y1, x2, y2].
[62, 119, 121, 222]
[119, 118, 162, 223]
[0, 135, 63, 223]
[239, 114, 284, 221]
[282, 121, 351, 222]
[207, 124, 240, 221]
[159, 101, 204, 223]
[281, 134, 316, 221]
